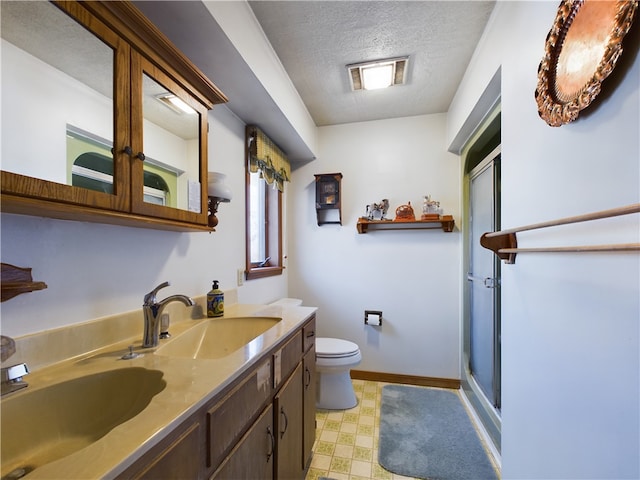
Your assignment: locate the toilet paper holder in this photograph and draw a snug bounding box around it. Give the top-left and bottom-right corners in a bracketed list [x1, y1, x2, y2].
[364, 310, 383, 326]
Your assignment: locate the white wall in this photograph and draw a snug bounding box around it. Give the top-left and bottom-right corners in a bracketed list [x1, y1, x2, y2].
[0, 105, 288, 338]
[288, 114, 462, 380]
[450, 2, 639, 478]
[1, 39, 112, 182]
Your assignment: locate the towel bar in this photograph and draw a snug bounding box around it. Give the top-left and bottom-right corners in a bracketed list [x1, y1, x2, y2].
[481, 203, 640, 264]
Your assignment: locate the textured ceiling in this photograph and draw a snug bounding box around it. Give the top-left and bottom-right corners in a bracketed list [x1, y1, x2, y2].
[249, 1, 495, 126]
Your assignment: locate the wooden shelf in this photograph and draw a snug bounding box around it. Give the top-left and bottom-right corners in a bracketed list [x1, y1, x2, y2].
[356, 216, 455, 234]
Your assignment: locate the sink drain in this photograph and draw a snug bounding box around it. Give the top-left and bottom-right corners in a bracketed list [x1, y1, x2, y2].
[2, 466, 32, 480]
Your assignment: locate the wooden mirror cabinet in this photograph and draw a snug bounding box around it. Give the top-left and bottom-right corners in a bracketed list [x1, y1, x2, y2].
[0, 1, 227, 231]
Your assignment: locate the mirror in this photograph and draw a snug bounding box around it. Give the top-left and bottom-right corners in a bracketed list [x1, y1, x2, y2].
[536, 0, 638, 126]
[141, 73, 201, 212]
[1, 1, 114, 187]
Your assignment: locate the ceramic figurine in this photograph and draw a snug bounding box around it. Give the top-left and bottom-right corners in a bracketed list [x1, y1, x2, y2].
[364, 199, 390, 220]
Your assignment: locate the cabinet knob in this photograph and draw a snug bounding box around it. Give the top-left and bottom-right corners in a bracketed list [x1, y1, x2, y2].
[123, 146, 133, 156]
[136, 152, 146, 161]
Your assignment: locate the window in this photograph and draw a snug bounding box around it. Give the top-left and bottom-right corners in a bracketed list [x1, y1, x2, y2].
[245, 167, 283, 279]
[72, 152, 169, 205]
[245, 126, 289, 280]
[67, 125, 177, 206]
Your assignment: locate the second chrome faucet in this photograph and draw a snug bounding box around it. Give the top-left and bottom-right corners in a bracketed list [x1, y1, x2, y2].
[142, 281, 195, 348]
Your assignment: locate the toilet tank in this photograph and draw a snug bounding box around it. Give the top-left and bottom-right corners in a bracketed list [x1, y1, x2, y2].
[269, 298, 303, 306]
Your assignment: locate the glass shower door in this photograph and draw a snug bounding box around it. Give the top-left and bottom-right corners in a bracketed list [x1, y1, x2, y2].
[468, 155, 501, 408]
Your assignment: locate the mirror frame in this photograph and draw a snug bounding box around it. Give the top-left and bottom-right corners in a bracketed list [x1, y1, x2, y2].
[535, 0, 638, 127]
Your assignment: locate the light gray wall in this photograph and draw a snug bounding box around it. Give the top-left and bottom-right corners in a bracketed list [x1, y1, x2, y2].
[288, 114, 462, 380]
[450, 2, 639, 478]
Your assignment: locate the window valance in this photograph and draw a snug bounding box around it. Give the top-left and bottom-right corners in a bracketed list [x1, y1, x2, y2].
[247, 126, 290, 192]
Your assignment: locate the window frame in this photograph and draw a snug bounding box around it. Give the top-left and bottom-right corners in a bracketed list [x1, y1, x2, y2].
[245, 136, 284, 281]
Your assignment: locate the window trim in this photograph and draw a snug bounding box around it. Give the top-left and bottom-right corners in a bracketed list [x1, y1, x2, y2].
[245, 129, 283, 280]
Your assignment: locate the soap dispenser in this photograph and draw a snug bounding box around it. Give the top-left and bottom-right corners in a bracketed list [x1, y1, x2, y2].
[207, 280, 224, 317]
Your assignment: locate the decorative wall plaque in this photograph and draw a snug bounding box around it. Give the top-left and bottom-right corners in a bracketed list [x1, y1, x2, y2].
[535, 0, 637, 127]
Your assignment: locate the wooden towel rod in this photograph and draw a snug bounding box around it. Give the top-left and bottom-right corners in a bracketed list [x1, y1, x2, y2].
[481, 203, 640, 264]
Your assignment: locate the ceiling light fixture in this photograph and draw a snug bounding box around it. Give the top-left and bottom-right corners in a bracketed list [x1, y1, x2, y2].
[155, 93, 197, 115]
[347, 56, 409, 91]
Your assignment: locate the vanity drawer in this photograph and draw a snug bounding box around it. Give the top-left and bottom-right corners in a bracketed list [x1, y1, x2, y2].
[302, 315, 316, 352]
[273, 330, 302, 390]
[207, 357, 272, 471]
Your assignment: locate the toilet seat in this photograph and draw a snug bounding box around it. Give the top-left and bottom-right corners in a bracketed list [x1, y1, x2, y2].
[316, 338, 360, 358]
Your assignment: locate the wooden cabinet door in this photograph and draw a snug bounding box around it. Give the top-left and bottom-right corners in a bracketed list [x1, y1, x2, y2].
[129, 53, 210, 226]
[210, 404, 274, 480]
[116, 421, 202, 480]
[302, 346, 316, 471]
[275, 363, 303, 480]
[1, 1, 131, 213]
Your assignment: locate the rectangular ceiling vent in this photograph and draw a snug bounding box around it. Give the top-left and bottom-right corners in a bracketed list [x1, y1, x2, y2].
[347, 56, 409, 91]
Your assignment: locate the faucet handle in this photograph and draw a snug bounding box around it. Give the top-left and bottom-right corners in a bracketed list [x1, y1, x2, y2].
[1, 363, 29, 383]
[144, 281, 170, 305]
[1, 363, 29, 396]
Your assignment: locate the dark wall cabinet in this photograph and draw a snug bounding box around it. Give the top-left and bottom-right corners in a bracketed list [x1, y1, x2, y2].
[314, 173, 343, 225]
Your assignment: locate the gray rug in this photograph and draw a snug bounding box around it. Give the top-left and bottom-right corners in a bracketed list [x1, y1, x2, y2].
[379, 385, 498, 480]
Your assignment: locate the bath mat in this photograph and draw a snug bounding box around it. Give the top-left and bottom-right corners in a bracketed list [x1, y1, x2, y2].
[378, 385, 498, 480]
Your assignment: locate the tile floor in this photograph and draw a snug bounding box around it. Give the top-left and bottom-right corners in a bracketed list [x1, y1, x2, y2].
[305, 379, 420, 480]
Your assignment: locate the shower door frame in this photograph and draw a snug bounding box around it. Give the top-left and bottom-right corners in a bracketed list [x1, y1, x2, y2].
[462, 144, 502, 452]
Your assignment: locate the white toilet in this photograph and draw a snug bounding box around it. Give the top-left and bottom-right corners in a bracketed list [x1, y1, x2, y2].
[315, 337, 362, 410]
[269, 298, 304, 307]
[269, 298, 362, 410]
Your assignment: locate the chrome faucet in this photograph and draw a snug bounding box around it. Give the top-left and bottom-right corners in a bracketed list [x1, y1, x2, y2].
[142, 281, 194, 348]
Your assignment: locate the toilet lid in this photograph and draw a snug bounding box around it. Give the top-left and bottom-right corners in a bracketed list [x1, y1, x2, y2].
[316, 337, 360, 357]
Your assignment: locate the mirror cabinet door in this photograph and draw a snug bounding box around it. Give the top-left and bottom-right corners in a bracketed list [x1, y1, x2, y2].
[130, 55, 209, 223]
[0, 1, 130, 210]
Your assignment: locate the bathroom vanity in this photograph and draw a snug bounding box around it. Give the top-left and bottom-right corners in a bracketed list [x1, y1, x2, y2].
[118, 315, 317, 480]
[0, 302, 317, 480]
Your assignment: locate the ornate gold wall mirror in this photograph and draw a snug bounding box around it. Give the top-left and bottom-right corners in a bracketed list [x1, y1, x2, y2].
[535, 0, 638, 127]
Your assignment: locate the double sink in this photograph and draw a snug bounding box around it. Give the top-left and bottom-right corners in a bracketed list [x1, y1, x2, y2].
[1, 314, 284, 479]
